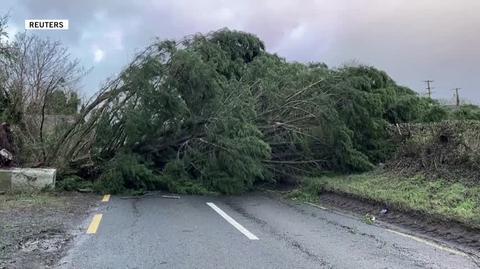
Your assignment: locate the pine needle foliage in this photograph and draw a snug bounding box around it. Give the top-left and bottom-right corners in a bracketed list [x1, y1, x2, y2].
[89, 29, 443, 193]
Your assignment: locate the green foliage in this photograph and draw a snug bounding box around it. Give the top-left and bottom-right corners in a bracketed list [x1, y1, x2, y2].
[450, 104, 480, 121]
[93, 31, 272, 194]
[94, 155, 212, 195]
[157, 161, 212, 194]
[90, 29, 452, 194]
[320, 66, 412, 163]
[56, 175, 93, 191]
[419, 101, 449, 122]
[209, 29, 265, 63]
[95, 153, 161, 194]
[46, 90, 80, 115]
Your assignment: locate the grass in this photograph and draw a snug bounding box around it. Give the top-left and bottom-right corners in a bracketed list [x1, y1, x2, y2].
[298, 172, 480, 228]
[0, 192, 66, 210]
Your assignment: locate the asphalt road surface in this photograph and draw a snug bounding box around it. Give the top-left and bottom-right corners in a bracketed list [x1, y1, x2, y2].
[57, 193, 479, 269]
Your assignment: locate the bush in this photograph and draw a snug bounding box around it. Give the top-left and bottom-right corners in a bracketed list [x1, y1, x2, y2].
[94, 153, 161, 194]
[451, 104, 480, 121]
[156, 161, 211, 194]
[94, 155, 213, 194]
[56, 175, 93, 191]
[387, 121, 480, 182]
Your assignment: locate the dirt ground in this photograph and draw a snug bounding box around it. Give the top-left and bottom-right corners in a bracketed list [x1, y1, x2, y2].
[0, 192, 99, 269]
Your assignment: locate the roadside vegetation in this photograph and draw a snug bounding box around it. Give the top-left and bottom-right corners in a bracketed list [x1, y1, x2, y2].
[297, 172, 480, 228]
[0, 192, 61, 209]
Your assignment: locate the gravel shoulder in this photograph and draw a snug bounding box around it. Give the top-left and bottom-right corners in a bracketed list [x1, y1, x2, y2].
[0, 192, 99, 269]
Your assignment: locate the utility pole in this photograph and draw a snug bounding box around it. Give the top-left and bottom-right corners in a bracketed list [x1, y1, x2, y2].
[424, 80, 434, 98]
[453, 88, 461, 107]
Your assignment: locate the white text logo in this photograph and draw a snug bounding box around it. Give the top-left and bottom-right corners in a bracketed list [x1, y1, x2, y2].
[25, 20, 69, 30]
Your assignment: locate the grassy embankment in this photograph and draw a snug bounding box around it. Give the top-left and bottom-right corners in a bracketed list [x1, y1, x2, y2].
[295, 172, 480, 228]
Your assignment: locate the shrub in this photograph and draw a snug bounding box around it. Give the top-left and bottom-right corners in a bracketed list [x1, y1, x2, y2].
[95, 153, 160, 194]
[56, 175, 93, 191]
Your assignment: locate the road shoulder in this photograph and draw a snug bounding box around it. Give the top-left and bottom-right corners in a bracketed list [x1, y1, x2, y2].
[0, 192, 99, 268]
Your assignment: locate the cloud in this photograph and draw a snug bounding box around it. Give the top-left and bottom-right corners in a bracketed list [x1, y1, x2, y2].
[93, 47, 105, 63]
[105, 30, 123, 51]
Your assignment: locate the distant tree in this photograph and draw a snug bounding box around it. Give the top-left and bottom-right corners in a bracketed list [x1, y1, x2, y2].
[45, 90, 80, 115]
[0, 23, 84, 163]
[0, 15, 13, 123]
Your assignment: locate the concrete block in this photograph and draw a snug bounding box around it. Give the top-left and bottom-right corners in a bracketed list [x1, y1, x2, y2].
[0, 168, 56, 192]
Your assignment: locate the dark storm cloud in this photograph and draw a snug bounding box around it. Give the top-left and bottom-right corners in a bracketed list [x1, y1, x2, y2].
[1, 0, 479, 103]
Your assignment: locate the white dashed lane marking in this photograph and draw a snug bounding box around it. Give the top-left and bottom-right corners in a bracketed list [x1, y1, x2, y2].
[207, 202, 259, 240]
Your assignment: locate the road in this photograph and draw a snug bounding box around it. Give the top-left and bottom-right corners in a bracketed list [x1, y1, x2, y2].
[57, 193, 478, 269]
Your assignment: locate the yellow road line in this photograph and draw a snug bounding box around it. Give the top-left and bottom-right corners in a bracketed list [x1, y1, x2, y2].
[102, 194, 111, 202]
[386, 228, 467, 257]
[86, 214, 103, 234]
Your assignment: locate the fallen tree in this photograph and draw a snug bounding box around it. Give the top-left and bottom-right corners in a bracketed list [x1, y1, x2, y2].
[45, 29, 446, 194]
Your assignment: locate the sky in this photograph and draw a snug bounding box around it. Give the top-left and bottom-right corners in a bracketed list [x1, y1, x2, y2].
[1, 0, 479, 104]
